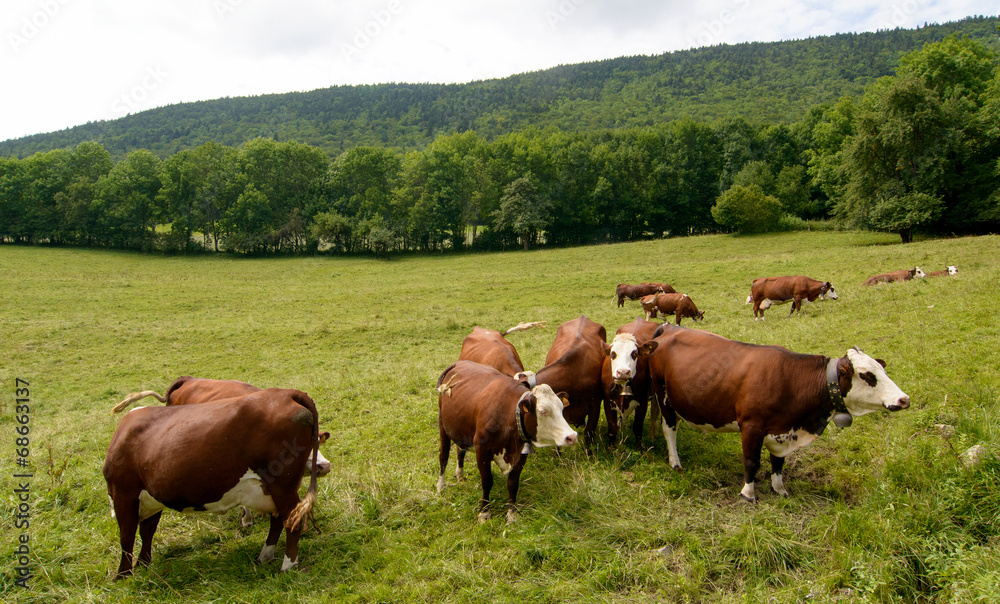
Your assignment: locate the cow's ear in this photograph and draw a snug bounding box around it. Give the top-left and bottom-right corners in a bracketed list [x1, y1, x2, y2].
[875, 358, 887, 369]
[520, 393, 536, 414]
[602, 341, 611, 356]
[556, 392, 571, 408]
[838, 357, 854, 380]
[318, 432, 331, 445]
[640, 341, 658, 356]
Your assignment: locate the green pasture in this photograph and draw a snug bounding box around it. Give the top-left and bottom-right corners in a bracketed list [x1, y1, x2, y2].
[2, 231, 999, 603]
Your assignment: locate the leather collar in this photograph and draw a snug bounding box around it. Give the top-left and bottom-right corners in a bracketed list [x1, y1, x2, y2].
[515, 392, 535, 453]
[826, 357, 850, 415]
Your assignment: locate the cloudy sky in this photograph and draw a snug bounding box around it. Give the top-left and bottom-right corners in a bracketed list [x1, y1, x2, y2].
[1, 0, 994, 142]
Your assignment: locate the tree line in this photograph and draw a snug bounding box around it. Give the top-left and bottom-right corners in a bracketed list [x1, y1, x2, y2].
[1, 36, 998, 254]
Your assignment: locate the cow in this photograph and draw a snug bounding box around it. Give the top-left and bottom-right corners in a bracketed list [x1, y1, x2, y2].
[615, 282, 675, 307]
[103, 388, 325, 578]
[926, 266, 958, 277]
[457, 322, 545, 379]
[436, 360, 578, 522]
[646, 327, 910, 502]
[530, 316, 611, 447]
[862, 267, 926, 286]
[640, 292, 705, 325]
[600, 317, 660, 445]
[112, 377, 332, 526]
[750, 276, 838, 320]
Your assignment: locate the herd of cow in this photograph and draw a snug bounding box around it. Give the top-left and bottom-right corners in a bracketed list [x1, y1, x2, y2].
[102, 266, 954, 579]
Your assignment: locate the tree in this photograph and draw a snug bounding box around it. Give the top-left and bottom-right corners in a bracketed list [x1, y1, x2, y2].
[494, 175, 551, 250]
[95, 149, 162, 250]
[711, 184, 783, 234]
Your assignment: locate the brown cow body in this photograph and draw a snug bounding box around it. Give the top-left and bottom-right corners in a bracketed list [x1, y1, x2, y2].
[926, 266, 958, 277]
[103, 388, 325, 578]
[640, 292, 705, 325]
[436, 360, 577, 522]
[531, 316, 610, 446]
[601, 317, 660, 445]
[457, 323, 544, 378]
[862, 267, 926, 286]
[750, 276, 837, 319]
[647, 328, 910, 501]
[615, 282, 675, 307]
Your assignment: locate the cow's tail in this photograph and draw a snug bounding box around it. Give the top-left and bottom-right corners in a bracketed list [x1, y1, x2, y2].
[111, 390, 167, 414]
[502, 321, 546, 335]
[285, 391, 321, 533]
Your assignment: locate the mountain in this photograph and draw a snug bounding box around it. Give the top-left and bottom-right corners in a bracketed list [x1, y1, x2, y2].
[1, 16, 997, 159]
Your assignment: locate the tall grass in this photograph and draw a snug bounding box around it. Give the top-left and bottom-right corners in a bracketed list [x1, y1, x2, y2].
[1, 231, 998, 603]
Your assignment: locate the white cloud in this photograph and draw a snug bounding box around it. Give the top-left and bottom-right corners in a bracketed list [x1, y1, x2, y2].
[0, 0, 994, 142]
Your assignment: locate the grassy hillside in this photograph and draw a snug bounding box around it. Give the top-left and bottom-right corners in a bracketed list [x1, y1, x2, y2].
[2, 17, 997, 159]
[2, 231, 999, 602]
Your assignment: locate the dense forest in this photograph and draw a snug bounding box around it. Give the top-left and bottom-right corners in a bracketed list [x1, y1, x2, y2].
[1, 18, 998, 254]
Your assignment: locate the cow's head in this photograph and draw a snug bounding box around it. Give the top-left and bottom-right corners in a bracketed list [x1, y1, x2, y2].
[522, 385, 578, 448]
[693, 310, 705, 322]
[746, 294, 753, 305]
[609, 333, 658, 384]
[839, 348, 910, 417]
[947, 265, 958, 275]
[306, 431, 332, 476]
[913, 267, 926, 278]
[821, 283, 839, 300]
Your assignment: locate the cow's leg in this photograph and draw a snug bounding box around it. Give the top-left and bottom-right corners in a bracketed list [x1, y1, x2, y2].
[111, 495, 140, 579]
[584, 402, 601, 453]
[604, 396, 621, 443]
[240, 506, 254, 527]
[739, 429, 766, 503]
[504, 457, 528, 523]
[455, 449, 466, 482]
[136, 511, 161, 568]
[790, 296, 801, 315]
[437, 428, 451, 493]
[475, 447, 494, 522]
[769, 454, 789, 497]
[656, 394, 682, 469]
[647, 398, 660, 443]
[281, 524, 303, 572]
[632, 398, 647, 448]
[257, 514, 282, 564]
[753, 301, 763, 321]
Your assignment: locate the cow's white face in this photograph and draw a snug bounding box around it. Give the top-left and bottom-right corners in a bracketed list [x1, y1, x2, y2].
[947, 265, 958, 275]
[746, 294, 753, 304]
[914, 267, 926, 278]
[609, 333, 657, 383]
[823, 285, 838, 300]
[843, 348, 910, 417]
[528, 384, 578, 448]
[305, 432, 331, 476]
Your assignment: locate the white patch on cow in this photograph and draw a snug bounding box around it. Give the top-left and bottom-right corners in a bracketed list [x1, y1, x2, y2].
[914, 267, 926, 278]
[661, 417, 682, 469]
[506, 507, 518, 523]
[125, 406, 148, 414]
[746, 294, 753, 304]
[201, 470, 277, 515]
[609, 333, 641, 383]
[763, 428, 819, 458]
[436, 474, 446, 493]
[947, 266, 958, 275]
[280, 555, 297, 571]
[843, 348, 911, 416]
[306, 449, 331, 476]
[740, 482, 756, 502]
[258, 544, 276, 563]
[108, 495, 116, 518]
[493, 452, 513, 475]
[823, 287, 839, 300]
[514, 371, 537, 387]
[455, 465, 464, 481]
[621, 399, 639, 421]
[771, 473, 789, 497]
[529, 384, 578, 448]
[138, 490, 165, 521]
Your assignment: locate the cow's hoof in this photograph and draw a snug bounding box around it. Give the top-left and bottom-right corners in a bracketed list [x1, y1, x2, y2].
[739, 494, 758, 504]
[477, 510, 491, 523]
[506, 508, 517, 523]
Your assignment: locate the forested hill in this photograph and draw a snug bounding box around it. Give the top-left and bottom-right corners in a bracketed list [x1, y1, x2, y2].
[3, 16, 997, 159]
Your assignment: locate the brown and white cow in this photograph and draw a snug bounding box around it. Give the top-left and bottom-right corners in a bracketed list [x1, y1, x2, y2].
[529, 316, 610, 447]
[926, 266, 958, 277]
[750, 276, 838, 320]
[640, 292, 705, 325]
[457, 322, 545, 379]
[103, 388, 325, 578]
[862, 267, 926, 286]
[647, 328, 910, 502]
[615, 282, 675, 307]
[600, 317, 660, 445]
[436, 360, 578, 522]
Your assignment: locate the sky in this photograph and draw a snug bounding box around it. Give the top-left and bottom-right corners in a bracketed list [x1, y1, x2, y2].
[1, 0, 995, 143]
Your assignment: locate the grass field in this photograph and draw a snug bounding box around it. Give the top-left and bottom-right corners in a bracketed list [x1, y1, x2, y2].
[2, 230, 999, 603]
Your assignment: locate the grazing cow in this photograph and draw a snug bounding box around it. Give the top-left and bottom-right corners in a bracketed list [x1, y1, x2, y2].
[601, 318, 660, 445]
[647, 328, 910, 502]
[531, 316, 611, 447]
[436, 360, 578, 522]
[926, 266, 958, 277]
[103, 388, 325, 578]
[750, 276, 838, 320]
[615, 282, 675, 307]
[640, 292, 705, 325]
[862, 267, 926, 286]
[457, 322, 545, 379]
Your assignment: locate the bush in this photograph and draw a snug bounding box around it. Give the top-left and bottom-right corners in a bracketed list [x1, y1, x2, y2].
[711, 184, 784, 234]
